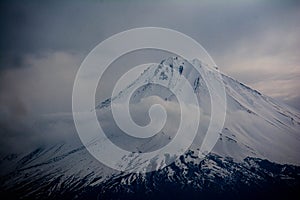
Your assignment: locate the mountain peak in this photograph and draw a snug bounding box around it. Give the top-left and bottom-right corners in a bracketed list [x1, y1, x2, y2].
[159, 56, 191, 75]
[96, 56, 300, 166]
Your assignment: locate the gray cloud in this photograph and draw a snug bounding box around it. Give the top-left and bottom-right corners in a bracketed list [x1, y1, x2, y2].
[0, 52, 82, 154]
[0, 52, 82, 115]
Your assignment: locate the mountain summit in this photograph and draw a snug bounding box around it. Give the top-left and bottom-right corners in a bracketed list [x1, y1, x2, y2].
[1, 57, 300, 199]
[97, 56, 300, 166]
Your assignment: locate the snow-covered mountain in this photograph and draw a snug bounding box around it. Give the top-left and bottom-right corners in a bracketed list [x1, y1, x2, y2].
[97, 56, 300, 166]
[1, 57, 300, 199]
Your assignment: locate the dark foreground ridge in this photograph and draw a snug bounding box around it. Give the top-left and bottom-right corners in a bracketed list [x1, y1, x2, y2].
[1, 152, 300, 200]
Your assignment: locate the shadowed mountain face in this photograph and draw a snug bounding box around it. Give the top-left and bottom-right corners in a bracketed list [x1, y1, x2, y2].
[1, 152, 300, 200]
[88, 153, 300, 200]
[1, 57, 300, 199]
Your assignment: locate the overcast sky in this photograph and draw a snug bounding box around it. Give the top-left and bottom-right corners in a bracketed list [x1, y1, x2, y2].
[0, 0, 299, 153]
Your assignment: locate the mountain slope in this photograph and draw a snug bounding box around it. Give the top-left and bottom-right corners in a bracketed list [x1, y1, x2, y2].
[97, 56, 300, 166]
[1, 56, 300, 199]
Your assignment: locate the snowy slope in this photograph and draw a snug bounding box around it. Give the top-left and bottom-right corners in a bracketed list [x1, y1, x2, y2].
[97, 56, 300, 166]
[1, 56, 300, 199]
